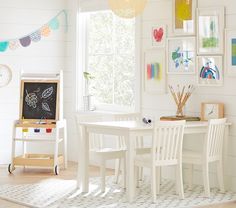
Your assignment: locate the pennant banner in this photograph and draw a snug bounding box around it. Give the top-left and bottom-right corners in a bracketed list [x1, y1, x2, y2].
[0, 10, 68, 52]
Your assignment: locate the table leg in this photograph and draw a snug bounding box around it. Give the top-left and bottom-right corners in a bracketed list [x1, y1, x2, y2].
[126, 132, 135, 202]
[223, 125, 229, 190]
[77, 126, 89, 192]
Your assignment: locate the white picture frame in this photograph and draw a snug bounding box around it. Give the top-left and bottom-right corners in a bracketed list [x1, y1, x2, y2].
[172, 0, 197, 36]
[197, 7, 225, 55]
[151, 25, 166, 48]
[167, 37, 196, 74]
[144, 49, 166, 94]
[197, 56, 223, 86]
[225, 29, 236, 76]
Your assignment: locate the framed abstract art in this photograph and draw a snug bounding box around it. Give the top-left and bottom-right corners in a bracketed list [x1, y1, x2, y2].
[225, 29, 236, 76]
[173, 0, 197, 35]
[167, 37, 196, 74]
[151, 25, 166, 48]
[197, 7, 225, 54]
[144, 49, 166, 94]
[197, 56, 223, 86]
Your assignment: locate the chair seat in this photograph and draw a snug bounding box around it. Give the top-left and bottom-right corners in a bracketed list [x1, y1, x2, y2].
[136, 147, 151, 155]
[134, 154, 152, 167]
[90, 148, 126, 160]
[182, 150, 203, 164]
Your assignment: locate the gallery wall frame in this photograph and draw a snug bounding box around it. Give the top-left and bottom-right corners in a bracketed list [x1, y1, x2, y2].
[197, 7, 225, 55]
[167, 37, 196, 74]
[172, 0, 197, 36]
[197, 55, 223, 86]
[144, 49, 166, 94]
[225, 29, 236, 76]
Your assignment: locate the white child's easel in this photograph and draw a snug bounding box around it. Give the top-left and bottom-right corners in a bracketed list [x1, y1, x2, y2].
[9, 71, 67, 175]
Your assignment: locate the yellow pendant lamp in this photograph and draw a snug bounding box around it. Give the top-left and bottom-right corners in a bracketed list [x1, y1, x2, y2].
[108, 0, 148, 19]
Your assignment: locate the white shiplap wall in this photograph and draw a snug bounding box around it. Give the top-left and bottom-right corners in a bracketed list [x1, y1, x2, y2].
[141, 0, 236, 191]
[0, 0, 77, 163]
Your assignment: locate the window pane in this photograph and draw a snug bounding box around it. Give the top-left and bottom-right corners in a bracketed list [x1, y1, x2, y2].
[88, 55, 113, 104]
[88, 12, 113, 54]
[114, 17, 135, 55]
[114, 55, 135, 107]
[86, 11, 135, 108]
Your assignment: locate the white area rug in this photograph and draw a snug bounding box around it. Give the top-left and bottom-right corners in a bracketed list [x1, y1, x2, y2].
[0, 179, 76, 208]
[0, 177, 235, 208]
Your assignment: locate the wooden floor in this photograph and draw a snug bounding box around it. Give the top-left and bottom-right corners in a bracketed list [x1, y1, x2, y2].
[0, 162, 235, 208]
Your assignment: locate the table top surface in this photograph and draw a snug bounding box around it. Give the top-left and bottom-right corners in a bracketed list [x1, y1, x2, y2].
[79, 120, 232, 130]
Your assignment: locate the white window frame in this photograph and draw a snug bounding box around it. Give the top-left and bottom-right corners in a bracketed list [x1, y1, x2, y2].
[76, 9, 141, 113]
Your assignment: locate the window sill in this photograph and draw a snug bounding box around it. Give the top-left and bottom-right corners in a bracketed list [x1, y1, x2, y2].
[76, 109, 130, 116]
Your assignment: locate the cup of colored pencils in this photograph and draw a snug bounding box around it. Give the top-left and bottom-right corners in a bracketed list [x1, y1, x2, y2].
[168, 85, 195, 117]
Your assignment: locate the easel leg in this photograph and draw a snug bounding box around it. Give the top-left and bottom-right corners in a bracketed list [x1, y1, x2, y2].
[63, 120, 68, 169]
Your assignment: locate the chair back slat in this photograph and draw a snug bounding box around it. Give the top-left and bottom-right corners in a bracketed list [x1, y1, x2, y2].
[152, 120, 185, 165]
[76, 114, 106, 151]
[170, 126, 177, 160]
[114, 113, 140, 121]
[205, 118, 226, 160]
[114, 113, 141, 149]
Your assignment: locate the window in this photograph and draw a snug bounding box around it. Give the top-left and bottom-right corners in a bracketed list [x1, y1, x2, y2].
[79, 10, 138, 111]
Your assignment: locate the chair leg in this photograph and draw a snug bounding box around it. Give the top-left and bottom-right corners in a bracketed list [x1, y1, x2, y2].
[121, 158, 126, 189]
[188, 164, 193, 190]
[151, 167, 157, 203]
[114, 159, 120, 184]
[100, 160, 106, 192]
[134, 166, 139, 188]
[156, 167, 161, 194]
[138, 137, 143, 181]
[217, 160, 225, 193]
[139, 167, 143, 181]
[177, 164, 184, 199]
[202, 163, 210, 197]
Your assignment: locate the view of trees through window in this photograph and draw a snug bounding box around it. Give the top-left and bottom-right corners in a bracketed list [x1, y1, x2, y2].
[86, 11, 135, 108]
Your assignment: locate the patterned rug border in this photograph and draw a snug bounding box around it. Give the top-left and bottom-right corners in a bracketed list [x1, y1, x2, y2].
[0, 179, 77, 208]
[0, 177, 235, 208]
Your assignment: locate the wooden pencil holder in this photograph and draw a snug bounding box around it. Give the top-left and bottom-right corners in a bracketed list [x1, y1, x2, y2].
[169, 85, 195, 117]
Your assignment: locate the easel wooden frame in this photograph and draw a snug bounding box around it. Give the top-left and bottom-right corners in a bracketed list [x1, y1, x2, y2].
[8, 71, 67, 175]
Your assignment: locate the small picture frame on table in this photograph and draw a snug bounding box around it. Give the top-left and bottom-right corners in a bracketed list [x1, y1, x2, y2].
[172, 0, 197, 36]
[167, 37, 196, 74]
[197, 56, 223, 86]
[197, 7, 225, 54]
[201, 102, 224, 121]
[225, 29, 236, 76]
[144, 49, 166, 94]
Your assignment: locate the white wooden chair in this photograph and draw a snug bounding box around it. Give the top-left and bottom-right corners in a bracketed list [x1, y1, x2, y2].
[76, 114, 126, 192]
[113, 113, 143, 183]
[134, 120, 186, 202]
[183, 118, 227, 197]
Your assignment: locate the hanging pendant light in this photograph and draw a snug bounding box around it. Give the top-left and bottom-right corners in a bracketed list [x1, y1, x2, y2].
[108, 0, 148, 19]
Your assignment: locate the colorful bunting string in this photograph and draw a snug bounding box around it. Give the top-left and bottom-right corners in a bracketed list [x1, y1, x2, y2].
[0, 10, 68, 52]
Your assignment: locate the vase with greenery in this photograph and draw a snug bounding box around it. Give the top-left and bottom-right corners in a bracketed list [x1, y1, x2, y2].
[83, 71, 95, 111]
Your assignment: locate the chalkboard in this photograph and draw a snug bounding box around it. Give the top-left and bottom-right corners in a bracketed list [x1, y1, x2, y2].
[20, 81, 59, 121]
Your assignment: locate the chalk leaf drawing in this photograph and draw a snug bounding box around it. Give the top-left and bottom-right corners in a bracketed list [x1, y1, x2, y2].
[42, 86, 53, 99]
[25, 90, 38, 108]
[42, 102, 51, 112]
